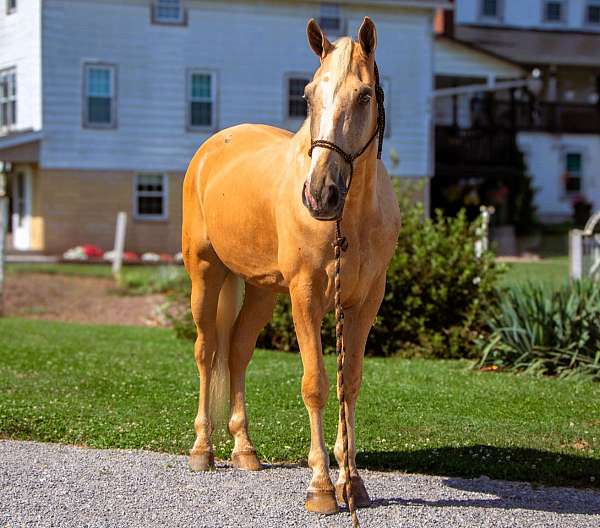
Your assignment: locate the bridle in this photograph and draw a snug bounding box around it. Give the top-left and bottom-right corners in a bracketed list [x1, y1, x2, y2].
[307, 61, 386, 209]
[305, 61, 386, 528]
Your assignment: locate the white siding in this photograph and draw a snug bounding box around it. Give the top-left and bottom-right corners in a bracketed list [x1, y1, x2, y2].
[434, 37, 524, 78]
[518, 132, 600, 221]
[0, 0, 42, 132]
[456, 0, 600, 33]
[40, 0, 433, 178]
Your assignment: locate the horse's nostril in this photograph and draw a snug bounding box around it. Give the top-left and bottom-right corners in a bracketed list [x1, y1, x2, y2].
[325, 185, 340, 209]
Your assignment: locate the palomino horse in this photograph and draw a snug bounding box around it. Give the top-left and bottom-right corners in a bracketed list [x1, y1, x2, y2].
[182, 17, 400, 515]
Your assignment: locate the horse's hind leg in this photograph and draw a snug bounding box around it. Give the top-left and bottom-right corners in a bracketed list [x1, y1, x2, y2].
[228, 283, 276, 470]
[187, 256, 228, 471]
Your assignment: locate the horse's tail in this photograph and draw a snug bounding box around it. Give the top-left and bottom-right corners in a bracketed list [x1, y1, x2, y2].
[210, 273, 243, 435]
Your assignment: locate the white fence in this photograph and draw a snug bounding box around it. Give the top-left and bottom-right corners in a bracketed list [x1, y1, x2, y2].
[569, 211, 600, 281]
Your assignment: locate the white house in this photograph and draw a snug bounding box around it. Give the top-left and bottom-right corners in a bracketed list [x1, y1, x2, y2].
[0, 0, 450, 255]
[453, 0, 600, 223]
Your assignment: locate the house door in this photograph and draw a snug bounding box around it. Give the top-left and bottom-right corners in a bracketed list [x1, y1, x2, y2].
[11, 167, 32, 250]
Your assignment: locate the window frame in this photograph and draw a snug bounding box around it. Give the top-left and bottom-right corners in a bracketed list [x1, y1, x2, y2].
[318, 3, 345, 38]
[186, 68, 218, 132]
[133, 173, 169, 221]
[563, 151, 583, 195]
[284, 74, 311, 122]
[585, 0, 600, 26]
[6, 0, 16, 15]
[151, 0, 187, 26]
[82, 62, 117, 130]
[0, 67, 17, 132]
[479, 0, 503, 21]
[542, 0, 568, 25]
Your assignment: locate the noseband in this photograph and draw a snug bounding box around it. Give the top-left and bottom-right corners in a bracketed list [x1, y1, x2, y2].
[307, 61, 386, 210]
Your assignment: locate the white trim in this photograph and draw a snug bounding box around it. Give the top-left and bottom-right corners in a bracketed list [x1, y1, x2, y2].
[133, 173, 169, 221]
[187, 69, 217, 132]
[11, 165, 32, 251]
[432, 78, 532, 98]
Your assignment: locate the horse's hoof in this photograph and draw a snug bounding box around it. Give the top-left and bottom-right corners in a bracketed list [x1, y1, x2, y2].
[231, 450, 262, 471]
[305, 489, 339, 515]
[189, 451, 215, 471]
[336, 476, 371, 508]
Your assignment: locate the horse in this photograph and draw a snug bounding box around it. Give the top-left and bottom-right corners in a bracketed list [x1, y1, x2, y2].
[181, 16, 400, 515]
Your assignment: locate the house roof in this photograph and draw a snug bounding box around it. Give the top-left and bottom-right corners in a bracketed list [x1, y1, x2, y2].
[0, 130, 44, 151]
[455, 25, 600, 67]
[435, 35, 526, 79]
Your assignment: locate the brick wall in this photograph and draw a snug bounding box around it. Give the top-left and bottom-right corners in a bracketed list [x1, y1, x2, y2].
[38, 169, 183, 255]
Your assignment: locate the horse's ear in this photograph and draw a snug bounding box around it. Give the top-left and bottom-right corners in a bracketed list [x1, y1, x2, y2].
[307, 18, 333, 59]
[358, 16, 377, 56]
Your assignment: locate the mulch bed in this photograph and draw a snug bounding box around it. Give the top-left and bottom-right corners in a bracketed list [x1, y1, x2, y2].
[3, 274, 165, 327]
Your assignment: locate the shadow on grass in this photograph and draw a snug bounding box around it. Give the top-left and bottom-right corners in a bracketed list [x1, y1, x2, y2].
[357, 445, 599, 490]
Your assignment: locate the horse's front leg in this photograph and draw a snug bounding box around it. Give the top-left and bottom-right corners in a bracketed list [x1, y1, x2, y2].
[333, 274, 386, 508]
[290, 280, 338, 515]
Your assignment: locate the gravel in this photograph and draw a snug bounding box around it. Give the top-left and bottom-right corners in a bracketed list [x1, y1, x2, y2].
[1, 440, 599, 528]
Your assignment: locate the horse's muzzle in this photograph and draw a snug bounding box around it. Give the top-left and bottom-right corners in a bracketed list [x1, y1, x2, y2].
[302, 180, 344, 221]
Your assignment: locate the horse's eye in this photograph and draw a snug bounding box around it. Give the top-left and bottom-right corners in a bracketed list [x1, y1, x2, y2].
[359, 93, 372, 105]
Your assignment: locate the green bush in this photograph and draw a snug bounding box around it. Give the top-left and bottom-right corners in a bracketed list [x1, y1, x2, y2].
[259, 184, 502, 358]
[169, 185, 502, 358]
[477, 280, 600, 381]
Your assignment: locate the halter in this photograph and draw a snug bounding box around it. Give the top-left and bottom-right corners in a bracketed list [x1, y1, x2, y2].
[306, 61, 386, 528]
[307, 61, 385, 207]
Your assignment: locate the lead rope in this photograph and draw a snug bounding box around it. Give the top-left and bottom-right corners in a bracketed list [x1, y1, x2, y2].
[331, 61, 385, 528]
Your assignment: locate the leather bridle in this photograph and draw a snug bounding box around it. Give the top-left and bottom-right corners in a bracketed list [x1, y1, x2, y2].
[307, 61, 386, 212]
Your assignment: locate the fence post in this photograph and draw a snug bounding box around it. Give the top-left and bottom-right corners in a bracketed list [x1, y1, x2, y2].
[112, 211, 127, 279]
[475, 205, 493, 259]
[569, 229, 583, 280]
[0, 196, 7, 317]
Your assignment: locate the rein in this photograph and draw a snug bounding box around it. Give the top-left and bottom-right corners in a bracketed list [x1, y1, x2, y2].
[309, 61, 385, 528]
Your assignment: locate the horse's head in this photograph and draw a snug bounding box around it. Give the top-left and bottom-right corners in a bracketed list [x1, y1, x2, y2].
[302, 16, 379, 221]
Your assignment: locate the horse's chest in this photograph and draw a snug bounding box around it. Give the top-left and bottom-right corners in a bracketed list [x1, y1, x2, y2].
[339, 231, 392, 306]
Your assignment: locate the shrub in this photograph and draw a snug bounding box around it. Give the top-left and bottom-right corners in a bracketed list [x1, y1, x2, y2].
[258, 184, 502, 358]
[477, 280, 600, 381]
[169, 183, 502, 358]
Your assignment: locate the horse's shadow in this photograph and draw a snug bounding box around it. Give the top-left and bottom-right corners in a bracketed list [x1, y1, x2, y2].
[354, 446, 600, 516]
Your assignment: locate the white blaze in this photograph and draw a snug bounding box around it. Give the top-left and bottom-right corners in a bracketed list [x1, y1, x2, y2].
[308, 73, 337, 185]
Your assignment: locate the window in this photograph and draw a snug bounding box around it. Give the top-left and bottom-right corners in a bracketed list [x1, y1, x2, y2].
[543, 1, 566, 23]
[83, 63, 116, 128]
[188, 70, 216, 130]
[6, 0, 16, 14]
[0, 68, 16, 129]
[318, 3, 344, 36]
[564, 152, 582, 193]
[586, 0, 600, 25]
[134, 174, 168, 220]
[287, 77, 310, 119]
[152, 0, 185, 25]
[480, 0, 501, 19]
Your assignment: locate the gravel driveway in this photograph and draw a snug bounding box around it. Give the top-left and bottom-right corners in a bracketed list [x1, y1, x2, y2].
[1, 440, 599, 528]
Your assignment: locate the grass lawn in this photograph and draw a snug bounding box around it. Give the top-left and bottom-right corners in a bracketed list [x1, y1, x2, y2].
[500, 257, 569, 288]
[1, 318, 598, 488]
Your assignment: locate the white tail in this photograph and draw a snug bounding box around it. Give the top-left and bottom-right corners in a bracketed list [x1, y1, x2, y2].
[210, 273, 244, 434]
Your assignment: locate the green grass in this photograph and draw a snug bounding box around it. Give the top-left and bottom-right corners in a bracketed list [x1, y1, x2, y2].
[7, 262, 117, 278]
[500, 257, 569, 288]
[1, 318, 598, 488]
